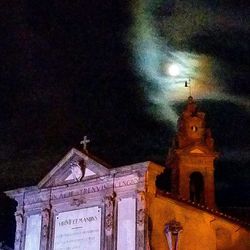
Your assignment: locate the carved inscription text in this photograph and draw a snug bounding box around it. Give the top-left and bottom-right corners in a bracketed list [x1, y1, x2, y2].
[52, 176, 140, 200]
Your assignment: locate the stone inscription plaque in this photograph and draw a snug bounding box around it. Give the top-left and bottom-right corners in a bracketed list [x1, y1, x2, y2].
[53, 206, 102, 250]
[117, 197, 136, 250]
[24, 214, 42, 250]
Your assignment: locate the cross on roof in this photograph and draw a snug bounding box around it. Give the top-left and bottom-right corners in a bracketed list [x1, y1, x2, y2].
[80, 136, 90, 152]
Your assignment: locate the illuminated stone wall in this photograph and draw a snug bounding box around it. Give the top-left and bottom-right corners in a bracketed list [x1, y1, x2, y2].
[5, 149, 250, 250]
[5, 149, 150, 250]
[147, 182, 250, 250]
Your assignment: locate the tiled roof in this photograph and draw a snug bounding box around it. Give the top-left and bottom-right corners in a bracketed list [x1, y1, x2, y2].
[156, 190, 250, 229]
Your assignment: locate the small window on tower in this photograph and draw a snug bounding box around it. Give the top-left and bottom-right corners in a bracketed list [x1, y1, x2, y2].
[191, 126, 198, 132]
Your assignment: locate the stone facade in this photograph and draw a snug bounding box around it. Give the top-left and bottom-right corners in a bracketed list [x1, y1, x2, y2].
[5, 98, 250, 250]
[5, 148, 250, 250]
[148, 191, 250, 250]
[5, 149, 157, 250]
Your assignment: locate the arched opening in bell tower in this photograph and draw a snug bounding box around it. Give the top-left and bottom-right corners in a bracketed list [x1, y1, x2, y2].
[189, 172, 204, 203]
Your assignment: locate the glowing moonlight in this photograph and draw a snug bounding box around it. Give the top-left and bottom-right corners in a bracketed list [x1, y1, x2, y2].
[167, 64, 180, 77]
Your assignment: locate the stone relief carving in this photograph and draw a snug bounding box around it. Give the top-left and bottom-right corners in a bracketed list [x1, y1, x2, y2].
[41, 208, 50, 238]
[137, 230, 144, 250]
[70, 197, 86, 207]
[137, 209, 145, 227]
[14, 212, 23, 246]
[137, 191, 146, 227]
[70, 160, 85, 182]
[104, 194, 115, 234]
[137, 191, 146, 249]
[25, 192, 50, 205]
[137, 191, 146, 206]
[105, 213, 113, 232]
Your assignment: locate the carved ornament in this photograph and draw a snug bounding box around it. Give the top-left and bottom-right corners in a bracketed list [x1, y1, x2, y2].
[137, 209, 145, 227]
[70, 161, 85, 182]
[70, 197, 86, 207]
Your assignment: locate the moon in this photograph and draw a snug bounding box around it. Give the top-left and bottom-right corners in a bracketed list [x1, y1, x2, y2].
[167, 64, 180, 77]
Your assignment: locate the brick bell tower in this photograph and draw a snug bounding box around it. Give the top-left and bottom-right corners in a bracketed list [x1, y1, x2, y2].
[167, 96, 218, 208]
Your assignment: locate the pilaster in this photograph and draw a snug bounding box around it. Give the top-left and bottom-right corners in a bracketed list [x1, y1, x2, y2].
[136, 191, 146, 250]
[40, 207, 50, 250]
[104, 194, 115, 250]
[14, 211, 24, 250]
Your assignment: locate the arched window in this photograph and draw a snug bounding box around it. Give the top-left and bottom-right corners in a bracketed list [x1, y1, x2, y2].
[191, 125, 198, 132]
[189, 172, 204, 203]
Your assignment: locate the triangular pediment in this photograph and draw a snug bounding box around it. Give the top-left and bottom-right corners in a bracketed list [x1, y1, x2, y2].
[178, 144, 217, 156]
[65, 167, 96, 181]
[187, 145, 211, 155]
[190, 148, 205, 154]
[38, 148, 110, 188]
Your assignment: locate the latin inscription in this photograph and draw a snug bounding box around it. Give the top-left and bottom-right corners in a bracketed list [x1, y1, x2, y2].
[114, 177, 139, 188]
[59, 216, 98, 227]
[53, 207, 101, 250]
[52, 176, 139, 200]
[25, 193, 50, 205]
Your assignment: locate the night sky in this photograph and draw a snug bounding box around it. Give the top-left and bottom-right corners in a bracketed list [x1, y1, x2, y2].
[0, 0, 250, 245]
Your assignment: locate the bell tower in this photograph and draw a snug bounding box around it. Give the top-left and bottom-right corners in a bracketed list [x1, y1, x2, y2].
[167, 97, 218, 208]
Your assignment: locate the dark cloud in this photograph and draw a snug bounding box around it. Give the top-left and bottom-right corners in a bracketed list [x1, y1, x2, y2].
[0, 0, 249, 204]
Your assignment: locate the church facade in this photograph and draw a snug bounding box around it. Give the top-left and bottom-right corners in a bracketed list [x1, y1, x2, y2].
[5, 98, 250, 250]
[6, 149, 157, 250]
